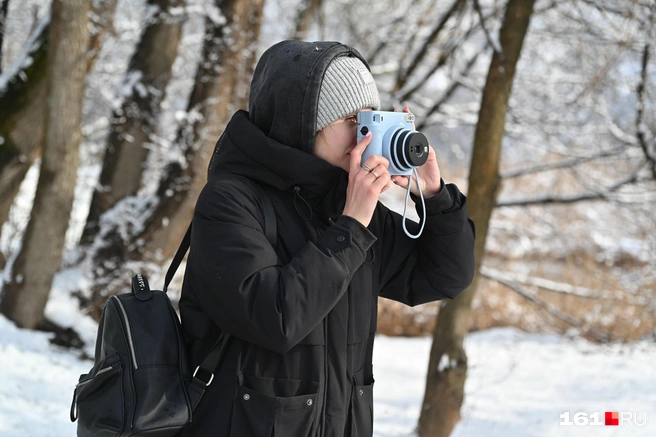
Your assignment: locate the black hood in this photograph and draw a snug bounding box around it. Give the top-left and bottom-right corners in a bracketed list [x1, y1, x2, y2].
[206, 41, 373, 220]
[248, 40, 371, 155]
[207, 110, 349, 222]
[209, 110, 343, 194]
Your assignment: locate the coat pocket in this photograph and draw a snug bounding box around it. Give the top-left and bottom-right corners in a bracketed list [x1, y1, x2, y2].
[72, 354, 124, 437]
[229, 375, 318, 437]
[349, 381, 374, 437]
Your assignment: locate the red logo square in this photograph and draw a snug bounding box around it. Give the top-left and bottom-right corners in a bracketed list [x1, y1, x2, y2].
[605, 411, 619, 426]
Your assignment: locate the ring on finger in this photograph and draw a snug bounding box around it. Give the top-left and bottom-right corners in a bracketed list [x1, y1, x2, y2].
[371, 170, 380, 179]
[361, 163, 373, 173]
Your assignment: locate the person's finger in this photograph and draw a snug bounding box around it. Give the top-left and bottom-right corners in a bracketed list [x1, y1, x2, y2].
[369, 163, 387, 180]
[372, 169, 391, 191]
[381, 171, 394, 192]
[349, 131, 372, 174]
[363, 154, 390, 171]
[391, 175, 409, 188]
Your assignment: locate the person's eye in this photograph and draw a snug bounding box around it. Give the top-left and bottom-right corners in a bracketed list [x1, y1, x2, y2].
[345, 115, 357, 123]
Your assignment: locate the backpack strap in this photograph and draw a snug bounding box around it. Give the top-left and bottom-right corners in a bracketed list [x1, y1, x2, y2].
[163, 223, 191, 294]
[163, 177, 277, 412]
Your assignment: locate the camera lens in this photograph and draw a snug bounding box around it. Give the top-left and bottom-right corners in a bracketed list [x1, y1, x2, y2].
[403, 132, 429, 166]
[389, 129, 429, 170]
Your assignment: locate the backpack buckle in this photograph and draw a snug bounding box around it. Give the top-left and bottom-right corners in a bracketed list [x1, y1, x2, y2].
[193, 366, 214, 386]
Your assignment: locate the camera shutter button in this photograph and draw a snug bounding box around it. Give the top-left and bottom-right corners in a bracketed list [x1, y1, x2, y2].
[360, 126, 369, 136]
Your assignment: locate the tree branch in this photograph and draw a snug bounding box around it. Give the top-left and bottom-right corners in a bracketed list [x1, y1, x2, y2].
[496, 169, 642, 207]
[577, 0, 639, 20]
[395, 1, 505, 106]
[397, 9, 490, 104]
[394, 0, 466, 92]
[562, 1, 639, 106]
[480, 267, 610, 342]
[501, 147, 626, 179]
[416, 48, 483, 130]
[291, 0, 322, 40]
[636, 10, 656, 181]
[473, 0, 503, 60]
[481, 267, 632, 302]
[395, 2, 437, 82]
[365, 3, 415, 65]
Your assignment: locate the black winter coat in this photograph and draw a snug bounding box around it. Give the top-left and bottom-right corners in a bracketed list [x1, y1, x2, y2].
[178, 41, 475, 437]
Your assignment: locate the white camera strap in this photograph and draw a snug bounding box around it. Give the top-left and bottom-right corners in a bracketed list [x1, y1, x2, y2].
[401, 168, 426, 239]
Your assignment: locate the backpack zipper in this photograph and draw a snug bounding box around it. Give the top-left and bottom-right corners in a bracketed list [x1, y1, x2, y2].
[76, 364, 115, 387]
[112, 296, 139, 369]
[71, 357, 120, 422]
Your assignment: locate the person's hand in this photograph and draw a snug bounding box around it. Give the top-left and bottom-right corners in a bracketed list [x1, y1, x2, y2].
[342, 132, 393, 227]
[391, 107, 442, 197]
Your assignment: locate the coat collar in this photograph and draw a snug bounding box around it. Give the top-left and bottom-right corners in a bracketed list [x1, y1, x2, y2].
[208, 110, 348, 222]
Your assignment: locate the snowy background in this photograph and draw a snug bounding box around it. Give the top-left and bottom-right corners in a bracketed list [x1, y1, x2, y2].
[1, 0, 656, 436]
[1, 282, 655, 437]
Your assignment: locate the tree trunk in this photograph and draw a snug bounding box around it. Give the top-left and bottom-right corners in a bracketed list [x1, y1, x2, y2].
[0, 0, 117, 235]
[79, 0, 185, 246]
[84, 0, 265, 312]
[417, 1, 536, 436]
[143, 0, 265, 261]
[0, 20, 50, 231]
[0, 0, 9, 73]
[87, 0, 119, 71]
[0, 0, 90, 329]
[292, 0, 322, 40]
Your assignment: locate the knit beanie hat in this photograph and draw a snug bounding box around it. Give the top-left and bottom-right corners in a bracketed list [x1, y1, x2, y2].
[316, 56, 380, 132]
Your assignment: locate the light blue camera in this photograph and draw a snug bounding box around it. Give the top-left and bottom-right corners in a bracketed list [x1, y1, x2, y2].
[356, 110, 429, 175]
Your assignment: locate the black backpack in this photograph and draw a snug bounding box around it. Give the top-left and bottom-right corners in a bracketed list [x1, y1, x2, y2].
[70, 177, 276, 437]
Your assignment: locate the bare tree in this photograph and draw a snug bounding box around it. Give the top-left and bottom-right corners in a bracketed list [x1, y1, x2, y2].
[0, 0, 9, 73]
[417, 0, 536, 435]
[0, 17, 49, 247]
[291, 0, 322, 40]
[0, 0, 90, 329]
[80, 0, 185, 246]
[310, 0, 654, 340]
[634, 2, 655, 182]
[0, 0, 117, 239]
[82, 0, 266, 315]
[328, 0, 497, 123]
[143, 0, 265, 260]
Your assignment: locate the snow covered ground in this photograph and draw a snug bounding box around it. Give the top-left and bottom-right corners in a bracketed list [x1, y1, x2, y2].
[374, 332, 656, 437]
[2, 2, 654, 436]
[1, 281, 654, 437]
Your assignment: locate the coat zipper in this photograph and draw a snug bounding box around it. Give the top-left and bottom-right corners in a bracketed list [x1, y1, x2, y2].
[320, 317, 328, 437]
[113, 296, 139, 370]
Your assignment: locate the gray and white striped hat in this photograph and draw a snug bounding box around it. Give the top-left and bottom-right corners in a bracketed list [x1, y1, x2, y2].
[316, 56, 380, 132]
